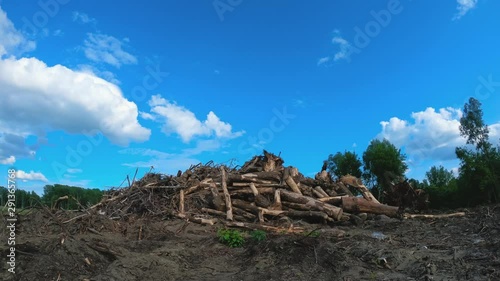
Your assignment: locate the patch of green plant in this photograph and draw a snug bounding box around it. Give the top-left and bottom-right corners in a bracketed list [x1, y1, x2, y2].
[250, 230, 266, 242]
[304, 229, 321, 238]
[217, 228, 245, 247]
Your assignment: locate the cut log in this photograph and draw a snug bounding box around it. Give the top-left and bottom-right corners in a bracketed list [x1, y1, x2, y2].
[240, 172, 282, 182]
[233, 207, 257, 221]
[340, 175, 379, 204]
[314, 186, 329, 198]
[224, 221, 304, 234]
[229, 187, 275, 195]
[279, 189, 343, 220]
[247, 183, 271, 208]
[231, 182, 285, 188]
[179, 190, 185, 214]
[286, 210, 332, 222]
[209, 182, 225, 211]
[318, 196, 346, 206]
[283, 167, 302, 194]
[201, 208, 247, 221]
[404, 212, 466, 219]
[232, 199, 260, 214]
[249, 182, 259, 196]
[341, 196, 398, 217]
[336, 182, 354, 197]
[177, 213, 216, 225]
[227, 174, 274, 184]
[220, 167, 233, 221]
[270, 189, 282, 210]
[312, 189, 324, 198]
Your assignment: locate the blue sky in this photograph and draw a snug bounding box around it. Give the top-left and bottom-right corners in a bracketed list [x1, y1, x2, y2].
[1, 0, 499, 195]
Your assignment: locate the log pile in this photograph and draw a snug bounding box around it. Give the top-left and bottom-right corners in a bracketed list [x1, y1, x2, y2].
[91, 151, 426, 230]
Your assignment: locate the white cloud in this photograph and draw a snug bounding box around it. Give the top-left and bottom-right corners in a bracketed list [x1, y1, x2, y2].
[118, 148, 172, 159]
[0, 6, 36, 58]
[53, 29, 63, 37]
[0, 57, 151, 161]
[0, 57, 150, 142]
[0, 155, 15, 165]
[83, 33, 137, 68]
[377, 106, 500, 166]
[120, 140, 226, 175]
[147, 95, 244, 142]
[78, 64, 120, 84]
[453, 0, 478, 20]
[317, 56, 330, 66]
[318, 30, 354, 66]
[66, 168, 82, 174]
[72, 11, 97, 25]
[139, 111, 156, 121]
[332, 36, 352, 61]
[16, 170, 48, 182]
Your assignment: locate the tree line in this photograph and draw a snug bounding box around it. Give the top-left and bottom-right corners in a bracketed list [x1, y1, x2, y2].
[326, 97, 500, 208]
[0, 184, 103, 210]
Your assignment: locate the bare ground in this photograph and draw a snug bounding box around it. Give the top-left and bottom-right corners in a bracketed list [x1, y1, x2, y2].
[2, 205, 500, 281]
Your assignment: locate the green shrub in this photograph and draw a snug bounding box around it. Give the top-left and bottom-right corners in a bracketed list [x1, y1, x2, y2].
[217, 228, 245, 247]
[250, 230, 266, 242]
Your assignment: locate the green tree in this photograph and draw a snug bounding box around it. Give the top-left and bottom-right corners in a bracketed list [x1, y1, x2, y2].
[326, 151, 362, 179]
[362, 138, 408, 200]
[425, 165, 455, 188]
[455, 97, 500, 204]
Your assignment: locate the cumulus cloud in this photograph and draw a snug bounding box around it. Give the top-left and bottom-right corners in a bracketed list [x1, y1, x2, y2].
[318, 30, 354, 65]
[83, 33, 137, 68]
[377, 107, 500, 165]
[72, 11, 97, 25]
[0, 6, 36, 58]
[16, 170, 48, 182]
[453, 0, 478, 20]
[0, 57, 150, 147]
[66, 168, 82, 174]
[147, 95, 244, 142]
[0, 155, 15, 165]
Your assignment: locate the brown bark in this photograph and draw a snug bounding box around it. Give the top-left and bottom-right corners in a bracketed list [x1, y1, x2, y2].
[340, 175, 379, 204]
[209, 182, 224, 211]
[220, 167, 233, 221]
[279, 189, 343, 220]
[314, 186, 329, 198]
[179, 190, 185, 214]
[318, 196, 346, 206]
[229, 187, 275, 195]
[341, 196, 398, 217]
[224, 221, 304, 234]
[404, 212, 465, 219]
[283, 167, 302, 194]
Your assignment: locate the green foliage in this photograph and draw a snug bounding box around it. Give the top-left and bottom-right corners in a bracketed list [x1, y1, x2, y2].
[0, 186, 41, 208]
[250, 230, 266, 242]
[42, 184, 103, 209]
[217, 228, 245, 247]
[362, 139, 408, 200]
[304, 229, 321, 238]
[455, 97, 500, 205]
[326, 151, 363, 179]
[426, 165, 455, 188]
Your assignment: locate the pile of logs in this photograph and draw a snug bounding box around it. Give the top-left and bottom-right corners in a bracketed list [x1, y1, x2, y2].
[88, 151, 437, 231]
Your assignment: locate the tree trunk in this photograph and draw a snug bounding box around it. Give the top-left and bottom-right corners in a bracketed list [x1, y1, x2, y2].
[341, 196, 398, 217]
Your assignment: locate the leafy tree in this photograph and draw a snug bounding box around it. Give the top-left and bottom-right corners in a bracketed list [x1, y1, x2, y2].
[362, 138, 408, 200]
[455, 97, 500, 205]
[425, 165, 455, 188]
[42, 184, 103, 209]
[326, 151, 362, 179]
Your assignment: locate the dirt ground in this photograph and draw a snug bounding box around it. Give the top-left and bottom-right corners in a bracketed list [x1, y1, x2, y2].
[2, 205, 500, 281]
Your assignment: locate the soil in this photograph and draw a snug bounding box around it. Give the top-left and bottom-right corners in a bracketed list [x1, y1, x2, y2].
[2, 205, 500, 281]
